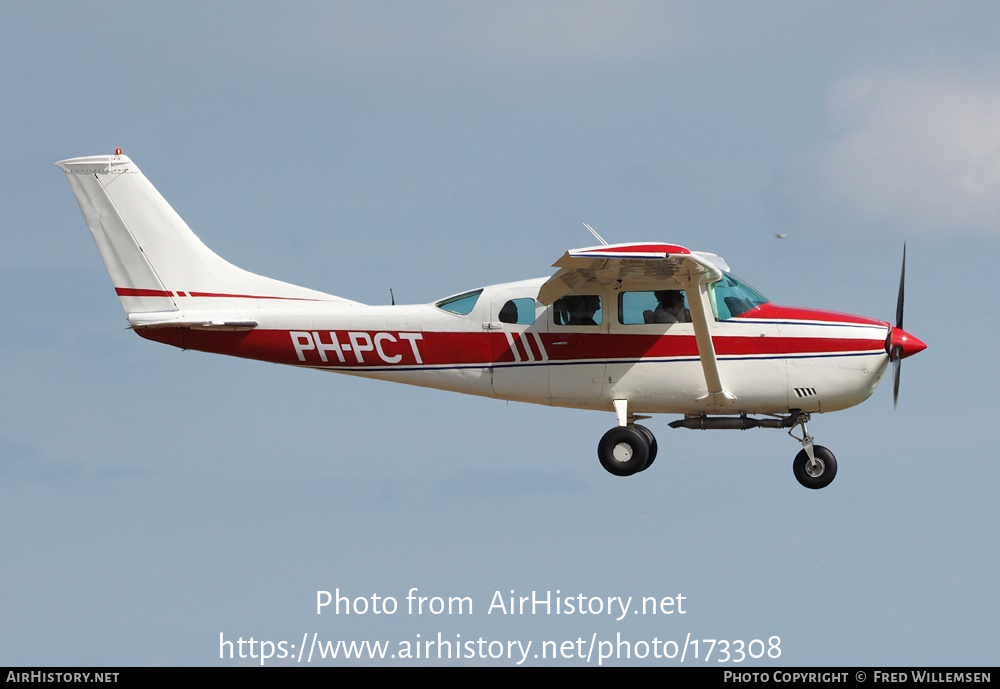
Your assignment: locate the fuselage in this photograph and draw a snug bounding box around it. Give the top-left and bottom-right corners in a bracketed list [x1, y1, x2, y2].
[135, 276, 896, 416]
[57, 152, 928, 487]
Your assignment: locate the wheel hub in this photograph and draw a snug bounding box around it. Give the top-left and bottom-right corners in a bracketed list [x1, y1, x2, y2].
[611, 442, 633, 463]
[806, 458, 825, 478]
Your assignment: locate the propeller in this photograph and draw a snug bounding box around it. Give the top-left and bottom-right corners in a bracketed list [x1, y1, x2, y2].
[892, 244, 906, 408]
[884, 243, 926, 409]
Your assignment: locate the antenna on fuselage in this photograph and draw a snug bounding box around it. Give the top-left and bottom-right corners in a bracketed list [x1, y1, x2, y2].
[583, 222, 609, 246]
[390, 288, 395, 306]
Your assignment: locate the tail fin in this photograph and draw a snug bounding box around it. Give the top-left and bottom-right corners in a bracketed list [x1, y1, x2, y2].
[56, 153, 355, 317]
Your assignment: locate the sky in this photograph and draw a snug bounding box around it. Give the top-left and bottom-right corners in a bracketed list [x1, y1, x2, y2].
[1, 1, 997, 666]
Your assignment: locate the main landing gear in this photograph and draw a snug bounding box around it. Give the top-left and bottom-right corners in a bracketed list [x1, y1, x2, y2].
[597, 399, 658, 477]
[597, 424, 658, 476]
[599, 406, 838, 489]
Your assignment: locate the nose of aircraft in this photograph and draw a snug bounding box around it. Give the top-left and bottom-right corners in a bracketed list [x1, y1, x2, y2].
[886, 327, 927, 361]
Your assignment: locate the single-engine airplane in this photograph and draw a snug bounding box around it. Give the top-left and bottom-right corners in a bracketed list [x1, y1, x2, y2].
[57, 152, 926, 489]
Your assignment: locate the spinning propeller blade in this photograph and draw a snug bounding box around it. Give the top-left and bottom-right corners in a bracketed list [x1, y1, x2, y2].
[893, 244, 905, 409]
[896, 243, 906, 332]
[892, 357, 901, 410]
[884, 243, 925, 409]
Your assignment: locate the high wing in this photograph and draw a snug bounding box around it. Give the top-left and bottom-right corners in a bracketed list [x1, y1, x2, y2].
[537, 241, 737, 406]
[537, 242, 729, 303]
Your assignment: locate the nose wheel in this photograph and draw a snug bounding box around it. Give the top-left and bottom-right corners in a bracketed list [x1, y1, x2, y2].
[788, 413, 837, 489]
[792, 446, 837, 489]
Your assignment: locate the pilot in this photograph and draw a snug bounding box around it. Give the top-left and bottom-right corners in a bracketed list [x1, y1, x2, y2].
[566, 295, 600, 326]
[652, 290, 687, 323]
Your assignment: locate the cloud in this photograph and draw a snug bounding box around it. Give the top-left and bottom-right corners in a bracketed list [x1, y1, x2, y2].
[783, 71, 1000, 238]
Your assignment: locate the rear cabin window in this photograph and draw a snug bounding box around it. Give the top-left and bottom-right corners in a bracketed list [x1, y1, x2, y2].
[498, 298, 536, 325]
[435, 289, 483, 315]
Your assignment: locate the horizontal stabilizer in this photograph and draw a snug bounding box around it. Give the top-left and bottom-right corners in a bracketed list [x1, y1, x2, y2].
[127, 311, 258, 331]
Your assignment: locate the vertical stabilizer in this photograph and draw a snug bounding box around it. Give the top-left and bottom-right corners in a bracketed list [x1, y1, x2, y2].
[56, 153, 355, 315]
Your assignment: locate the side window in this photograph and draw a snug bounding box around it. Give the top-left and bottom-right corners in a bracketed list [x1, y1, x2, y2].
[619, 290, 688, 324]
[435, 289, 483, 315]
[553, 295, 602, 326]
[498, 298, 536, 325]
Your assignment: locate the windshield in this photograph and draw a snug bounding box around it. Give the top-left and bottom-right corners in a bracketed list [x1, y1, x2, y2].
[708, 274, 769, 320]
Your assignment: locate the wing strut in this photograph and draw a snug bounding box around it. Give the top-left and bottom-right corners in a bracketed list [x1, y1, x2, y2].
[678, 262, 736, 407]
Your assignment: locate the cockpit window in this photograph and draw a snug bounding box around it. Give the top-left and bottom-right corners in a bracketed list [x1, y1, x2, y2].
[619, 290, 689, 324]
[435, 289, 483, 315]
[708, 274, 769, 320]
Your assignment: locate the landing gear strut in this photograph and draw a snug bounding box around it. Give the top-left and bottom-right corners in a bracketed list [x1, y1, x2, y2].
[787, 413, 837, 489]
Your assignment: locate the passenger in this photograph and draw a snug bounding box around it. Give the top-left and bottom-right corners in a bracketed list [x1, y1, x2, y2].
[652, 290, 686, 323]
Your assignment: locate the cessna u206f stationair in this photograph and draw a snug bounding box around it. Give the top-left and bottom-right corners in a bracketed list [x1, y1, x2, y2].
[57, 152, 926, 489]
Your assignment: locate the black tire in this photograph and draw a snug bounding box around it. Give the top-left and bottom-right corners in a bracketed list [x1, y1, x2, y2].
[792, 445, 837, 489]
[633, 424, 658, 470]
[598, 426, 650, 476]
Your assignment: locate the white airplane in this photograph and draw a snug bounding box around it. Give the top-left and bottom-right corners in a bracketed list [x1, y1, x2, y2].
[57, 152, 926, 489]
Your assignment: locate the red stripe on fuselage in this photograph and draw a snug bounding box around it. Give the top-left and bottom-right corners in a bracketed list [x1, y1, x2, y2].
[135, 328, 886, 369]
[185, 291, 328, 301]
[512, 332, 535, 361]
[739, 304, 888, 327]
[115, 287, 330, 302]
